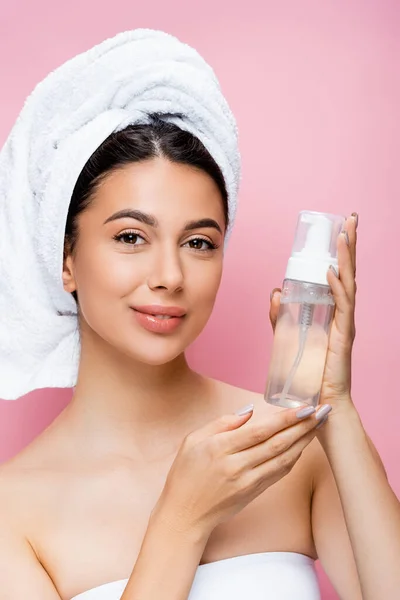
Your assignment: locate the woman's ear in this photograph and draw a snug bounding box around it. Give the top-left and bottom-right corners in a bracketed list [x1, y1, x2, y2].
[62, 238, 77, 294]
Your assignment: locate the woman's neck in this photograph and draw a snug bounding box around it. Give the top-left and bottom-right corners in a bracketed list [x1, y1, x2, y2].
[59, 338, 214, 462]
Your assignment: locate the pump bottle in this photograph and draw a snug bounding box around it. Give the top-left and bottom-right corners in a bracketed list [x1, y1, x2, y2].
[264, 210, 346, 409]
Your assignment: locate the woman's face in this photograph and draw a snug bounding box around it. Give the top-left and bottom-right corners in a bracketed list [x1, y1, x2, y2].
[63, 157, 226, 365]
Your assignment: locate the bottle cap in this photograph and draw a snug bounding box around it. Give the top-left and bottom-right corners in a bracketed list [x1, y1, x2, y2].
[285, 211, 346, 286]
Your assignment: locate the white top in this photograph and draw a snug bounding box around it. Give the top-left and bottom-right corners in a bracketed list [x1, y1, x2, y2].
[70, 552, 321, 600]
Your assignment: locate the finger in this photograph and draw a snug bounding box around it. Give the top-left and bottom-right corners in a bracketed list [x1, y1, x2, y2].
[188, 407, 254, 444]
[347, 213, 358, 276]
[219, 404, 317, 454]
[249, 426, 318, 485]
[342, 216, 357, 283]
[240, 411, 322, 468]
[269, 288, 281, 333]
[336, 229, 356, 301]
[326, 267, 355, 337]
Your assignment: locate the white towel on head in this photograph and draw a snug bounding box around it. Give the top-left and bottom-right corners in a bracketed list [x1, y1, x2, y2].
[0, 28, 240, 401]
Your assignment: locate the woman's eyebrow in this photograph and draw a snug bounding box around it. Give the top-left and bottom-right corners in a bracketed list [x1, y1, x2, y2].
[103, 210, 222, 234]
[183, 219, 222, 234]
[103, 209, 158, 227]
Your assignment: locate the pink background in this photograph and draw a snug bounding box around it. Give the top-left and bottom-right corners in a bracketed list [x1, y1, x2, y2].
[1, 1, 399, 597]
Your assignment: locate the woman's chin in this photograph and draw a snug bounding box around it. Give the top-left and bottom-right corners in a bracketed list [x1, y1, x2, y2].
[104, 317, 208, 367]
[123, 338, 189, 367]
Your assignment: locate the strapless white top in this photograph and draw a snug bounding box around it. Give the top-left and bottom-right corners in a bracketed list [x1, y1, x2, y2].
[70, 552, 320, 599]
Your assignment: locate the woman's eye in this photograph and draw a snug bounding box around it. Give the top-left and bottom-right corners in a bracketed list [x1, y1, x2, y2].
[184, 238, 216, 251]
[113, 231, 146, 246]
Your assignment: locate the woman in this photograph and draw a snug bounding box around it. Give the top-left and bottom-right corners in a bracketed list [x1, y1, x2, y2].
[0, 30, 399, 600]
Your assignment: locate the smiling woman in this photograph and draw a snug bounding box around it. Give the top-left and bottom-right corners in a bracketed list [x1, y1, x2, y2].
[0, 26, 399, 600]
[62, 118, 228, 365]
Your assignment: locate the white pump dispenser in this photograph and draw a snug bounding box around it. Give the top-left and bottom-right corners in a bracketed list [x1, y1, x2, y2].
[285, 211, 342, 286]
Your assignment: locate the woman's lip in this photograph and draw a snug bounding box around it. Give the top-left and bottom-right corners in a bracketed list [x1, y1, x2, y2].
[131, 305, 187, 317]
[132, 309, 184, 334]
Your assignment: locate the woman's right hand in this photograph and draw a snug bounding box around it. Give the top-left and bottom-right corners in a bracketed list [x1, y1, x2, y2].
[152, 403, 330, 540]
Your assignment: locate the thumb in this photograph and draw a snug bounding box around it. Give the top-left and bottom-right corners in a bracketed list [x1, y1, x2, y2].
[269, 288, 281, 333]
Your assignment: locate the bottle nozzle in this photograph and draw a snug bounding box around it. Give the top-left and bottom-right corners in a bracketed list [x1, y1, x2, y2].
[284, 210, 346, 286]
[302, 213, 332, 256]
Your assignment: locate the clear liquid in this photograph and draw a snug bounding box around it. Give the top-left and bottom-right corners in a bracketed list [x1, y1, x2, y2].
[265, 282, 335, 409]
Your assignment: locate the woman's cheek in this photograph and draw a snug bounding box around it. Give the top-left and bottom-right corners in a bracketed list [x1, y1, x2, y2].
[190, 267, 222, 327]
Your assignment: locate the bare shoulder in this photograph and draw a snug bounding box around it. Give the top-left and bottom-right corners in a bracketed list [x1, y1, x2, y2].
[0, 461, 18, 523]
[207, 377, 276, 415]
[0, 449, 39, 523]
[0, 451, 62, 598]
[0, 455, 35, 557]
[0, 427, 62, 534]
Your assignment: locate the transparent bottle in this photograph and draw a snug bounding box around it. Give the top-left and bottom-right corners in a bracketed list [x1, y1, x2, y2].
[264, 210, 346, 409]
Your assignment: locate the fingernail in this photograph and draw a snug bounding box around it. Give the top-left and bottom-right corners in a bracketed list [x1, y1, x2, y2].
[296, 406, 316, 419]
[329, 265, 338, 277]
[316, 414, 329, 430]
[341, 230, 350, 246]
[315, 404, 332, 421]
[236, 404, 254, 416]
[270, 288, 281, 302]
[351, 212, 358, 228]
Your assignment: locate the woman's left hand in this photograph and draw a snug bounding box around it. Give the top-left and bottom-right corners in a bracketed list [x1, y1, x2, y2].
[269, 213, 358, 411]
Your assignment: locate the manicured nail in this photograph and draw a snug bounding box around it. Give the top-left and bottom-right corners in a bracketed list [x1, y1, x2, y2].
[342, 230, 350, 246]
[315, 404, 332, 421]
[270, 288, 281, 302]
[329, 265, 338, 277]
[351, 212, 358, 228]
[296, 406, 316, 419]
[236, 403, 254, 416]
[316, 414, 329, 430]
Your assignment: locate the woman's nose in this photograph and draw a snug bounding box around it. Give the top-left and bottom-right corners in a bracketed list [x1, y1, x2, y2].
[147, 247, 184, 293]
